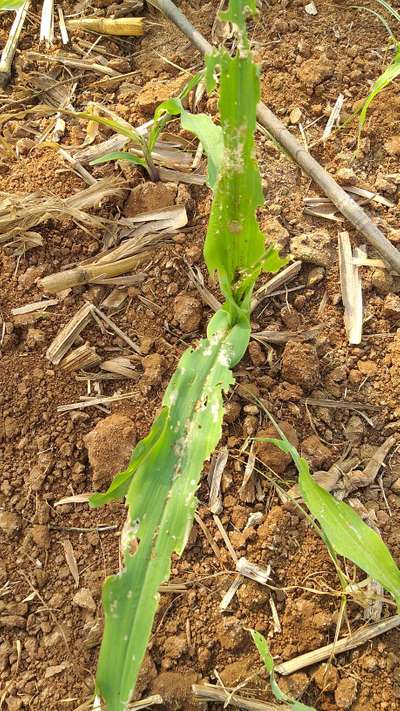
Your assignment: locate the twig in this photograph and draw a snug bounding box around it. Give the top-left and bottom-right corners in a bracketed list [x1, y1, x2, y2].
[92, 304, 141, 354]
[274, 615, 400, 675]
[148, 0, 400, 274]
[0, 0, 30, 89]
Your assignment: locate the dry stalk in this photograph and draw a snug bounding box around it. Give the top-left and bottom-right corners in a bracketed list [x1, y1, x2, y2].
[0, 0, 30, 89]
[66, 17, 143, 36]
[40, 253, 151, 293]
[274, 615, 400, 675]
[192, 684, 286, 711]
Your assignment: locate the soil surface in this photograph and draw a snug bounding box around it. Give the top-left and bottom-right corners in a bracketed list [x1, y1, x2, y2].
[1, 1, 400, 710]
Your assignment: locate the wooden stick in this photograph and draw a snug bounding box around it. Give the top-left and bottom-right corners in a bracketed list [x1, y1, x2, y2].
[274, 615, 400, 675]
[192, 684, 286, 711]
[0, 0, 30, 89]
[148, 0, 400, 274]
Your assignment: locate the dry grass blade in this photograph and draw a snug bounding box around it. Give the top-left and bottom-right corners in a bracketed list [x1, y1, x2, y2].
[11, 298, 59, 315]
[129, 696, 164, 709]
[60, 343, 101, 373]
[74, 134, 129, 164]
[239, 444, 256, 503]
[275, 615, 400, 675]
[193, 513, 223, 563]
[251, 261, 302, 310]
[54, 494, 92, 507]
[213, 514, 238, 563]
[322, 93, 344, 143]
[0, 178, 123, 247]
[192, 684, 285, 711]
[158, 166, 206, 185]
[188, 264, 221, 311]
[57, 391, 137, 413]
[46, 303, 94, 365]
[345, 185, 395, 208]
[40, 0, 55, 45]
[61, 539, 80, 588]
[304, 397, 378, 412]
[59, 149, 97, 186]
[57, 6, 69, 44]
[101, 288, 128, 313]
[338, 231, 363, 345]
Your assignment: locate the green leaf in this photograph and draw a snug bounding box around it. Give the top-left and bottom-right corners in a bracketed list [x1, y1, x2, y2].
[90, 151, 146, 168]
[89, 408, 169, 508]
[251, 630, 316, 710]
[155, 97, 223, 189]
[0, 0, 24, 9]
[60, 108, 141, 144]
[95, 310, 250, 710]
[358, 44, 400, 132]
[267, 436, 400, 609]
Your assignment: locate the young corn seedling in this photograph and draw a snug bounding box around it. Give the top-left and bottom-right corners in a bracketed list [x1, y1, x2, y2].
[90, 2, 286, 709]
[251, 629, 316, 711]
[65, 75, 223, 188]
[354, 0, 400, 133]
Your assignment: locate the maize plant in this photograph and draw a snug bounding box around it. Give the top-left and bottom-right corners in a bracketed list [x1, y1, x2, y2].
[91, 1, 285, 708]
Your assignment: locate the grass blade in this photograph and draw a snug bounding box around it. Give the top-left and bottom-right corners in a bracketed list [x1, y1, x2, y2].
[90, 151, 146, 168]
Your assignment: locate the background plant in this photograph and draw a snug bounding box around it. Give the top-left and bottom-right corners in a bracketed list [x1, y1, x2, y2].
[354, 0, 400, 133]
